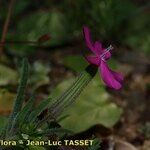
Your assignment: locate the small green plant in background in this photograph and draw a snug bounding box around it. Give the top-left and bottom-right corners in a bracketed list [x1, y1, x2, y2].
[139, 122, 150, 139]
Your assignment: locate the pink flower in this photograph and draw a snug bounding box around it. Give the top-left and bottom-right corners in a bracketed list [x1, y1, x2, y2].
[83, 26, 123, 90]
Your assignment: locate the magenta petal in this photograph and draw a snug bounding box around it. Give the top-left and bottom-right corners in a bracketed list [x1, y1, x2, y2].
[86, 55, 99, 66]
[83, 26, 100, 55]
[99, 61, 122, 90]
[94, 41, 103, 55]
[111, 71, 124, 83]
[104, 51, 111, 60]
[83, 26, 94, 51]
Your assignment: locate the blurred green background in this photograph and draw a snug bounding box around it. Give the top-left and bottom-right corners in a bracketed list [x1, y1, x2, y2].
[0, 0, 149, 55]
[0, 0, 149, 136]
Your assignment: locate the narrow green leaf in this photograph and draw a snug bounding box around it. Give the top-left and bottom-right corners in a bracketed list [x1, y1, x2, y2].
[6, 58, 29, 135]
[28, 97, 52, 123]
[18, 96, 36, 125]
[33, 128, 73, 137]
[10, 95, 36, 132]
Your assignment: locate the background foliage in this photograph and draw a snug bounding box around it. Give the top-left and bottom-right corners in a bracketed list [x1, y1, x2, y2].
[0, 0, 149, 149]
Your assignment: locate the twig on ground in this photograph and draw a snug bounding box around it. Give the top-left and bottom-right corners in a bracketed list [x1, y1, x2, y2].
[0, 0, 15, 55]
